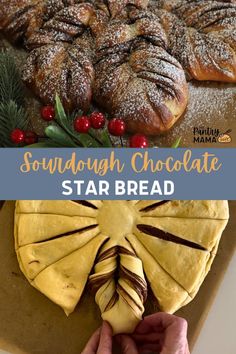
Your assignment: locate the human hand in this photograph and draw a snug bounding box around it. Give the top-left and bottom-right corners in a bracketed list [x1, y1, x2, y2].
[81, 321, 113, 354]
[82, 320, 139, 354]
[116, 313, 190, 354]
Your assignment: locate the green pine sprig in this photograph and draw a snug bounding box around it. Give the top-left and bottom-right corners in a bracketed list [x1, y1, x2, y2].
[0, 100, 29, 147]
[0, 51, 29, 147]
[0, 52, 25, 106]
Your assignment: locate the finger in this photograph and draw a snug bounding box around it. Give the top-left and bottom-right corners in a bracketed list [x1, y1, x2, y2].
[132, 332, 163, 343]
[81, 328, 101, 354]
[161, 317, 188, 354]
[97, 322, 113, 354]
[136, 312, 188, 335]
[185, 341, 190, 354]
[116, 335, 139, 354]
[135, 313, 175, 334]
[135, 320, 152, 335]
[138, 342, 162, 353]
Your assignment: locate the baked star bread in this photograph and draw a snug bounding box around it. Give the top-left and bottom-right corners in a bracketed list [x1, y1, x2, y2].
[14, 200, 229, 334]
[1, 1, 236, 135]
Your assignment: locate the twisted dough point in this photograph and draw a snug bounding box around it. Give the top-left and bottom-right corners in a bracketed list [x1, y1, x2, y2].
[94, 43, 188, 135]
[0, 0, 45, 42]
[0, 0, 93, 42]
[23, 34, 94, 111]
[96, 0, 149, 18]
[90, 245, 147, 334]
[158, 1, 236, 82]
[26, 3, 95, 49]
[22, 3, 95, 111]
[93, 10, 188, 135]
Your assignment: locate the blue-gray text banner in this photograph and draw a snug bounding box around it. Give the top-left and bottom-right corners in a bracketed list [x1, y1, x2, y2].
[0, 148, 234, 200]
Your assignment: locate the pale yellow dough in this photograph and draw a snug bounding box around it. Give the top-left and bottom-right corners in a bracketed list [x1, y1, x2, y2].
[14, 200, 229, 334]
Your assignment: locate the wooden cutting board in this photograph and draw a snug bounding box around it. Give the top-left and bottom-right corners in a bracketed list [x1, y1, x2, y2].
[0, 201, 235, 354]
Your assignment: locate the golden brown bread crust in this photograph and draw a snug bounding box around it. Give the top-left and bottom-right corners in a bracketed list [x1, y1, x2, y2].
[94, 41, 188, 135]
[23, 34, 95, 112]
[92, 9, 188, 135]
[155, 1, 236, 82]
[96, 0, 150, 18]
[0, 0, 46, 42]
[22, 3, 96, 112]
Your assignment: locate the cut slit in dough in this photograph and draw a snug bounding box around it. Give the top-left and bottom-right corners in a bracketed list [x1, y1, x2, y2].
[14, 200, 229, 334]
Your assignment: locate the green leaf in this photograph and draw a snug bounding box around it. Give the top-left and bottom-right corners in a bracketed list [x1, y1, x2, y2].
[90, 128, 113, 147]
[171, 137, 182, 148]
[25, 141, 63, 148]
[99, 130, 113, 147]
[54, 95, 100, 147]
[55, 94, 68, 127]
[45, 125, 78, 147]
[75, 133, 100, 148]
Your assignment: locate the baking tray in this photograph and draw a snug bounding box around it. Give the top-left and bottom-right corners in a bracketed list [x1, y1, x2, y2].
[0, 201, 235, 354]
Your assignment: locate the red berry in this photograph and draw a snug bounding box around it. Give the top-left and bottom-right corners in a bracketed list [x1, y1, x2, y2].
[41, 105, 55, 121]
[108, 118, 126, 136]
[129, 134, 148, 148]
[90, 112, 106, 129]
[10, 129, 25, 144]
[74, 116, 91, 133]
[24, 131, 38, 145]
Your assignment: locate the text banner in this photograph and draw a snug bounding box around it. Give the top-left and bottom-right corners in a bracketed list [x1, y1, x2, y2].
[0, 148, 234, 200]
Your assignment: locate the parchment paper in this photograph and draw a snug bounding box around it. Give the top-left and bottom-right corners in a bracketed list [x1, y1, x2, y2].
[0, 201, 235, 354]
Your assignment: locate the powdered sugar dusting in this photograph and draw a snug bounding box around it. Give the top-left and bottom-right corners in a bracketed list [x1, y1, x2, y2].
[1, 0, 236, 138]
[154, 81, 236, 147]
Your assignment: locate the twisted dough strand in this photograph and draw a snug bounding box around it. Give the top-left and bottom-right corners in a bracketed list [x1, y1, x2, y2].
[156, 1, 236, 82]
[22, 3, 95, 111]
[89, 245, 147, 334]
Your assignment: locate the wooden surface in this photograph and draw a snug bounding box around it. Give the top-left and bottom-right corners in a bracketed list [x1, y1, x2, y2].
[0, 201, 235, 354]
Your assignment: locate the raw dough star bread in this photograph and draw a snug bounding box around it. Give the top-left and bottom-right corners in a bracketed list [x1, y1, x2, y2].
[14, 200, 229, 334]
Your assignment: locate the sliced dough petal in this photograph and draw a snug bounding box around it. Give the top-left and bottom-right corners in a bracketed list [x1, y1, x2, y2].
[128, 200, 140, 206]
[138, 217, 228, 250]
[15, 213, 98, 246]
[16, 200, 98, 217]
[135, 201, 163, 211]
[190, 236, 222, 299]
[135, 231, 211, 294]
[126, 234, 191, 313]
[17, 227, 101, 280]
[81, 201, 104, 209]
[140, 200, 229, 219]
[32, 234, 108, 315]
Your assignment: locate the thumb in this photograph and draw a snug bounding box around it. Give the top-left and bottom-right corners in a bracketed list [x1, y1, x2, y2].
[116, 335, 139, 354]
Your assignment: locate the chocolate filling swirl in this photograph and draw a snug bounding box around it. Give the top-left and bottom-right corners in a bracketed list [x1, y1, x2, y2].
[89, 245, 147, 312]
